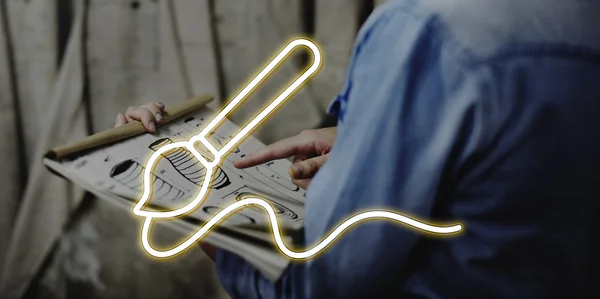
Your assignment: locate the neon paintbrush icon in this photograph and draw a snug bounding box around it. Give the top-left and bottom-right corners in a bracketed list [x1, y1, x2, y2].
[133, 38, 463, 259]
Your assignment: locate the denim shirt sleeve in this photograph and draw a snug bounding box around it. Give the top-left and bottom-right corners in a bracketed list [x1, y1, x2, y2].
[214, 1, 482, 298]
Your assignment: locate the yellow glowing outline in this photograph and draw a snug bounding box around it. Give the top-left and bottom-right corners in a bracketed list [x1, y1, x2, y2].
[133, 38, 463, 259]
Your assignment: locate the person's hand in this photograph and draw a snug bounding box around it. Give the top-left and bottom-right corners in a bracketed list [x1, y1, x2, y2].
[234, 127, 337, 189]
[114, 102, 166, 132]
[115, 102, 222, 259]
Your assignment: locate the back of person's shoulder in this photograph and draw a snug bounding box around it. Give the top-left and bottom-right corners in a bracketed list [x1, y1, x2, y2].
[381, 0, 600, 60]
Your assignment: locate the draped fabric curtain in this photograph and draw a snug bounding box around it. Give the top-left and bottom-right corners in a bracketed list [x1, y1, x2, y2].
[0, 0, 364, 298]
[0, 0, 88, 297]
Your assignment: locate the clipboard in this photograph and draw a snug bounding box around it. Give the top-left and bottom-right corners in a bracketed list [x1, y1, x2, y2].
[43, 94, 304, 281]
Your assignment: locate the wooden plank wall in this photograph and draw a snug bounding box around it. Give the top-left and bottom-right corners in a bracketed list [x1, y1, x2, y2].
[0, 0, 379, 298]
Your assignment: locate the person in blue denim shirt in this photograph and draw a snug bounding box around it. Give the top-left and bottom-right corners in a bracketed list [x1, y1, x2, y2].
[118, 0, 600, 297]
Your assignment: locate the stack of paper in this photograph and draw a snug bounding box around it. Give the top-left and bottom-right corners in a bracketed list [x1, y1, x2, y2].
[44, 96, 305, 281]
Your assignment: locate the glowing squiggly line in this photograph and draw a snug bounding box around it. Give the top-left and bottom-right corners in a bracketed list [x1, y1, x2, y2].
[142, 198, 463, 259]
[133, 38, 464, 259]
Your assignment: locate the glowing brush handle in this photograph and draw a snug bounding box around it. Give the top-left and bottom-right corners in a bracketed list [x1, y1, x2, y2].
[189, 38, 322, 158]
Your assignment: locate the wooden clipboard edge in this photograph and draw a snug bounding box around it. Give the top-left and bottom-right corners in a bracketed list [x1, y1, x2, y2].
[45, 94, 214, 160]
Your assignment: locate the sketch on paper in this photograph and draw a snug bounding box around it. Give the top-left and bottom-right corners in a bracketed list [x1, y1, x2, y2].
[65, 107, 306, 227]
[177, 114, 300, 196]
[202, 206, 256, 224]
[218, 185, 303, 225]
[236, 192, 298, 220]
[182, 116, 242, 155]
[228, 166, 304, 205]
[183, 116, 204, 128]
[149, 137, 231, 190]
[110, 159, 187, 202]
[209, 131, 241, 154]
[255, 164, 299, 192]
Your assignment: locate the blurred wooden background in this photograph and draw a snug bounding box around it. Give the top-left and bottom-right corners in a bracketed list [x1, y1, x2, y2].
[0, 0, 383, 298]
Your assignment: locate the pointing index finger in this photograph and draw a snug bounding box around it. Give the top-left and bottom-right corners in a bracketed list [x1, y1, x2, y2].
[233, 136, 304, 169]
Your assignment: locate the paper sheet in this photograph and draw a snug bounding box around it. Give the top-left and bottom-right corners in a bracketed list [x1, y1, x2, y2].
[61, 107, 306, 229]
[44, 157, 290, 281]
